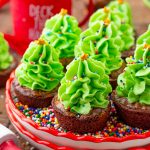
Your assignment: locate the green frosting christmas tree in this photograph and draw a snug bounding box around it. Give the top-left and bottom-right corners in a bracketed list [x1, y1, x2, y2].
[41, 9, 81, 59]
[75, 20, 123, 74]
[0, 33, 13, 70]
[89, 0, 134, 52]
[58, 54, 112, 114]
[117, 25, 150, 104]
[16, 39, 64, 91]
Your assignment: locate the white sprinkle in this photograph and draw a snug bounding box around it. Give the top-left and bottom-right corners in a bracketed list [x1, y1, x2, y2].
[26, 142, 29, 145]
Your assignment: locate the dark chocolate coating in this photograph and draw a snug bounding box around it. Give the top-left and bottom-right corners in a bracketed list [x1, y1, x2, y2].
[11, 78, 56, 108]
[109, 78, 117, 90]
[0, 54, 18, 88]
[60, 57, 73, 69]
[121, 45, 135, 59]
[112, 91, 150, 129]
[110, 61, 126, 90]
[52, 96, 110, 134]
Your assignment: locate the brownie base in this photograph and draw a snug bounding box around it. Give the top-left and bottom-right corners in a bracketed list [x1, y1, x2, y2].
[11, 78, 57, 108]
[110, 61, 126, 90]
[0, 54, 18, 88]
[52, 95, 111, 134]
[60, 57, 73, 68]
[112, 91, 150, 129]
[121, 45, 135, 59]
[109, 78, 117, 90]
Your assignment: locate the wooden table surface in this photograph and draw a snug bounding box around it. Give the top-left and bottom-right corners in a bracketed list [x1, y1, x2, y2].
[0, 0, 150, 150]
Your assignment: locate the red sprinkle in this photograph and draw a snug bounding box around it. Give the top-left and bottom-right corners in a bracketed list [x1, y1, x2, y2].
[30, 61, 35, 65]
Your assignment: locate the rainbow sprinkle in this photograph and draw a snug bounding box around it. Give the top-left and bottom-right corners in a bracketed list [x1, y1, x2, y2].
[15, 100, 147, 138]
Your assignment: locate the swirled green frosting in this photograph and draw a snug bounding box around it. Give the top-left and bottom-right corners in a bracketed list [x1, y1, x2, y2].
[135, 25, 150, 64]
[89, 6, 134, 52]
[136, 25, 150, 46]
[41, 9, 81, 59]
[0, 33, 13, 70]
[58, 54, 112, 114]
[75, 21, 123, 74]
[117, 25, 150, 105]
[108, 0, 133, 26]
[16, 39, 64, 91]
[90, 6, 129, 28]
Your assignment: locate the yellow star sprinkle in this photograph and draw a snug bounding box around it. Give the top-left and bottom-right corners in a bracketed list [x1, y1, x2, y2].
[104, 18, 110, 26]
[118, 0, 124, 4]
[144, 43, 150, 49]
[103, 7, 109, 13]
[80, 53, 88, 61]
[60, 8, 68, 16]
[36, 39, 46, 45]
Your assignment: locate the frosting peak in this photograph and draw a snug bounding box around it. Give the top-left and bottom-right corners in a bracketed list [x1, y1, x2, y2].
[135, 25, 150, 65]
[0, 33, 13, 70]
[89, 2, 134, 52]
[117, 25, 150, 105]
[108, 0, 133, 26]
[41, 10, 81, 58]
[16, 40, 64, 91]
[75, 21, 123, 75]
[58, 56, 112, 115]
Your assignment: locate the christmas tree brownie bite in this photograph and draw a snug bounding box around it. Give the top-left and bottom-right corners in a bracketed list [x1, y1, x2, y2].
[89, 0, 135, 58]
[11, 39, 64, 108]
[112, 25, 150, 129]
[75, 20, 125, 89]
[52, 54, 112, 133]
[0, 33, 17, 88]
[41, 9, 81, 67]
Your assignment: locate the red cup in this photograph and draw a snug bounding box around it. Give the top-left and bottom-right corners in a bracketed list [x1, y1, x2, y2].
[0, 0, 94, 55]
[0, 0, 8, 8]
[0, 141, 21, 150]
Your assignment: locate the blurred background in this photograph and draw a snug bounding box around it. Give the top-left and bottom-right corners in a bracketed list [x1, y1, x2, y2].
[0, 0, 150, 56]
[0, 0, 150, 36]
